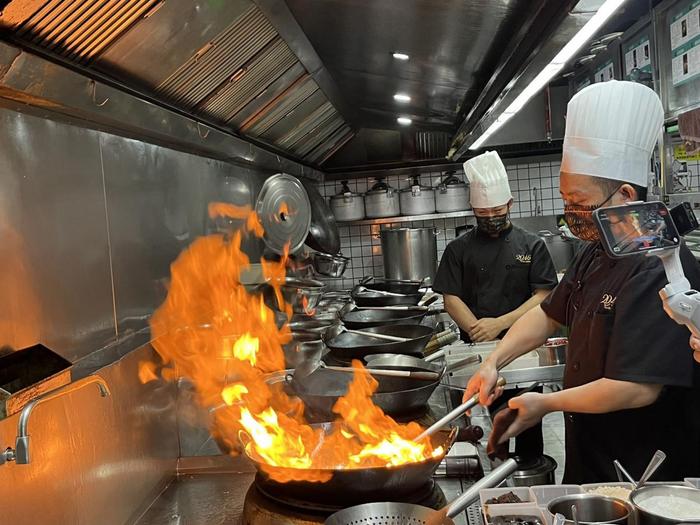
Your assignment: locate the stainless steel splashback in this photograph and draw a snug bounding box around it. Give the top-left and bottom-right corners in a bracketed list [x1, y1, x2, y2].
[0, 104, 265, 361]
[0, 339, 179, 525]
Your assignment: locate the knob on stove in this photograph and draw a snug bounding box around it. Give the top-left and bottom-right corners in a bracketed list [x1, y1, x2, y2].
[456, 425, 483, 443]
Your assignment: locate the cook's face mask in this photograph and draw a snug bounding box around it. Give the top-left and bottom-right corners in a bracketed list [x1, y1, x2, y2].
[564, 185, 621, 241]
[476, 213, 509, 236]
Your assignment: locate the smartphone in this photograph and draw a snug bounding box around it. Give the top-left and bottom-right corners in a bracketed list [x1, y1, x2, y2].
[593, 201, 681, 258]
[670, 202, 699, 236]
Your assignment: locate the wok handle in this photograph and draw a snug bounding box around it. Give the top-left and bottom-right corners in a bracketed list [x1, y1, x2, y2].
[445, 458, 518, 518]
[324, 366, 438, 380]
[345, 329, 409, 342]
[415, 377, 506, 442]
[445, 354, 482, 373]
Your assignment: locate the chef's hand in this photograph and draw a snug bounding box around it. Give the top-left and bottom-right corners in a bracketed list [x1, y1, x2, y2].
[691, 335, 700, 363]
[495, 393, 549, 444]
[463, 357, 503, 406]
[469, 317, 506, 343]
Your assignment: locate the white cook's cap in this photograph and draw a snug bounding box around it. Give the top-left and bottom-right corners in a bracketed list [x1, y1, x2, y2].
[463, 150, 512, 208]
[562, 80, 664, 186]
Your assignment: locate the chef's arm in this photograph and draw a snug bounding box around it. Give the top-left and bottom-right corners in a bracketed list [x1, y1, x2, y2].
[498, 379, 663, 443]
[498, 288, 551, 329]
[444, 294, 479, 334]
[542, 378, 662, 413]
[465, 306, 559, 404]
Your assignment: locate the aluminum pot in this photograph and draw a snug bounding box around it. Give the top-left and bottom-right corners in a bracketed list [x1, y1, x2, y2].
[548, 493, 633, 525]
[400, 176, 436, 216]
[330, 181, 365, 222]
[538, 230, 575, 273]
[630, 484, 700, 525]
[380, 227, 438, 283]
[312, 252, 349, 278]
[365, 179, 400, 218]
[435, 172, 470, 213]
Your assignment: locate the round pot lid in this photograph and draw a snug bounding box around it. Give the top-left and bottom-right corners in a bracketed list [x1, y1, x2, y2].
[300, 178, 340, 255]
[255, 173, 311, 255]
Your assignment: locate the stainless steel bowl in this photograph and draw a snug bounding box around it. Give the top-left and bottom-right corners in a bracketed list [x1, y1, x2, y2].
[280, 278, 326, 314]
[630, 484, 700, 525]
[282, 332, 326, 369]
[537, 337, 568, 366]
[312, 252, 350, 278]
[548, 493, 632, 525]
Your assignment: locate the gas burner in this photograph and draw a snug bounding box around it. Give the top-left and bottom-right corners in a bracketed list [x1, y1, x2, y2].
[243, 478, 447, 522]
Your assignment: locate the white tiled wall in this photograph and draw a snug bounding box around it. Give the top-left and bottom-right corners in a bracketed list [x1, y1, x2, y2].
[317, 157, 563, 289]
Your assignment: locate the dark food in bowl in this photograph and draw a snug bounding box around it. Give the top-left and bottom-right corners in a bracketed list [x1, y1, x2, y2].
[490, 515, 542, 525]
[486, 492, 524, 504]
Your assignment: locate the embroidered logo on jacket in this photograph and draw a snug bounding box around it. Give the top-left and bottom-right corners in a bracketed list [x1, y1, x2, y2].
[600, 294, 617, 310]
[515, 254, 532, 263]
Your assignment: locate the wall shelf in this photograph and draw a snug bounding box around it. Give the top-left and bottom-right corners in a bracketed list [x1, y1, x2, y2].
[338, 209, 474, 226]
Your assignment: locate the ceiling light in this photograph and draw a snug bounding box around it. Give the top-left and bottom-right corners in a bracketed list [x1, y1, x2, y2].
[393, 93, 411, 103]
[397, 117, 412, 126]
[469, 0, 627, 151]
[392, 52, 410, 61]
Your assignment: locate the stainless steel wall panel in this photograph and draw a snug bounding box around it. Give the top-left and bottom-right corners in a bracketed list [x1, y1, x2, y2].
[155, 5, 277, 109]
[197, 37, 298, 123]
[0, 109, 116, 360]
[95, 0, 253, 90]
[0, 342, 179, 525]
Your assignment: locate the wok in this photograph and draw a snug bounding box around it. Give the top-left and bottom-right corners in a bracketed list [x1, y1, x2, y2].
[325, 324, 434, 360]
[351, 279, 425, 307]
[341, 308, 432, 329]
[287, 353, 478, 419]
[249, 422, 458, 510]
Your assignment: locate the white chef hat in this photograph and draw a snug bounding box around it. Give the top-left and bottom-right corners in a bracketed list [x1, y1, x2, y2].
[463, 150, 513, 208]
[562, 80, 664, 186]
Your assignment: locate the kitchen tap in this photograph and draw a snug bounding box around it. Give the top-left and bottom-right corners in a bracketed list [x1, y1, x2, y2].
[0, 375, 111, 465]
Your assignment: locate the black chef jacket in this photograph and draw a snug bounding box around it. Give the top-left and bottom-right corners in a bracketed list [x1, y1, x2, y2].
[541, 242, 700, 483]
[434, 225, 558, 342]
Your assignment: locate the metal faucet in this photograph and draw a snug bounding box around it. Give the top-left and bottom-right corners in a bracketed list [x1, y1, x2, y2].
[0, 375, 111, 465]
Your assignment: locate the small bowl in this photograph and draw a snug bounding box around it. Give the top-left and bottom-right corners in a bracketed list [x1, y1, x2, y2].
[547, 493, 631, 525]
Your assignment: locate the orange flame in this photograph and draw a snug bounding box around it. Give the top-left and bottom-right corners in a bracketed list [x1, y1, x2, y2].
[149, 202, 443, 483]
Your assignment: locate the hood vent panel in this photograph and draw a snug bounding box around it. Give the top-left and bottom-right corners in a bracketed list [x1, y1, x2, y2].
[2, 0, 352, 166]
[156, 6, 277, 109]
[16, 0, 162, 64]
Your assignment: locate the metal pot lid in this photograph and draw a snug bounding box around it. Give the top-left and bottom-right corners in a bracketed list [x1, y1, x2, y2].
[300, 178, 340, 255]
[255, 173, 311, 255]
[331, 180, 361, 199]
[367, 178, 396, 194]
[512, 454, 557, 475]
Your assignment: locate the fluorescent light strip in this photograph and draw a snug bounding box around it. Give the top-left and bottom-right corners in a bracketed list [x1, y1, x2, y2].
[469, 0, 627, 150]
[392, 52, 410, 61]
[394, 93, 411, 102]
[397, 116, 412, 125]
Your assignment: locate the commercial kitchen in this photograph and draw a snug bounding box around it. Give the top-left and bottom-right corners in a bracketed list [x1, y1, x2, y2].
[2, 0, 700, 524]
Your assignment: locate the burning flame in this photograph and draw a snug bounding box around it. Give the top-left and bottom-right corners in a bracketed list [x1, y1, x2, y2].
[149, 203, 444, 483]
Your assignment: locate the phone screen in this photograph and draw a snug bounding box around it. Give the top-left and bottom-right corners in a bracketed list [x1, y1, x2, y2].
[593, 202, 681, 258]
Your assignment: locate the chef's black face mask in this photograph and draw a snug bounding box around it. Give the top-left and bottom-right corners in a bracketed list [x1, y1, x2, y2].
[476, 213, 510, 236]
[564, 185, 621, 242]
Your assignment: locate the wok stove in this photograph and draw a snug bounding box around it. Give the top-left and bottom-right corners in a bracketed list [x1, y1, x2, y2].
[242, 479, 447, 524]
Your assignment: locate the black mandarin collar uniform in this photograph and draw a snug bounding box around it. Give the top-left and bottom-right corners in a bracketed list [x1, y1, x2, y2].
[433, 224, 558, 342]
[541, 242, 700, 483]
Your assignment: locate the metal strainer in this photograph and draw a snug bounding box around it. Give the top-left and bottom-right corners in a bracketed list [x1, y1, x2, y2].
[325, 459, 518, 525]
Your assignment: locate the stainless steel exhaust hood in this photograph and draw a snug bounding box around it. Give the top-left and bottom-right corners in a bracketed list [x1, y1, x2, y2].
[0, 0, 354, 166]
